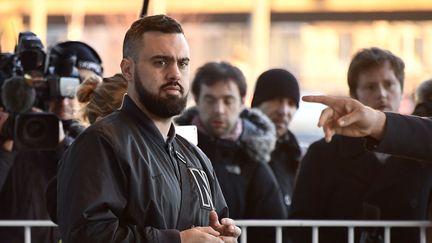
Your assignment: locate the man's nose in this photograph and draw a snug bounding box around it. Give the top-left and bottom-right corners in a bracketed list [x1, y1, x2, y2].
[213, 100, 225, 114]
[167, 63, 181, 81]
[278, 101, 291, 114]
[377, 85, 387, 97]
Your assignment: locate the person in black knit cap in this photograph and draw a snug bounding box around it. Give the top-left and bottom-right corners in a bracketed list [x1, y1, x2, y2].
[49, 41, 103, 79]
[251, 68, 302, 215]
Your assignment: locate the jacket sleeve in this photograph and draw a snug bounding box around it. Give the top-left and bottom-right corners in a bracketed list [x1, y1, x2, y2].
[57, 130, 180, 243]
[366, 113, 432, 162]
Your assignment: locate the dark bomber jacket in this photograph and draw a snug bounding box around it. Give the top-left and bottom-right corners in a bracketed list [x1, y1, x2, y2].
[57, 95, 228, 243]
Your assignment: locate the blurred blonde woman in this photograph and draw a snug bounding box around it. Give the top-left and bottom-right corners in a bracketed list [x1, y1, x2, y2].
[76, 73, 128, 124]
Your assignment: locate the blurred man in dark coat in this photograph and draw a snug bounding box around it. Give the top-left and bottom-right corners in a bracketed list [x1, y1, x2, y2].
[289, 47, 432, 243]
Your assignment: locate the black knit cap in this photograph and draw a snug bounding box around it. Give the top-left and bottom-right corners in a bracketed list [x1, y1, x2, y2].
[251, 69, 300, 108]
[50, 41, 103, 76]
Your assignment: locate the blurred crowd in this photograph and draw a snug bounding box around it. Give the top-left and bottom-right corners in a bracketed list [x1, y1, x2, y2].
[0, 15, 431, 243]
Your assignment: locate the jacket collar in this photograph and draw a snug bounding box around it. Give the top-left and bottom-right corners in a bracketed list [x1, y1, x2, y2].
[120, 95, 176, 146]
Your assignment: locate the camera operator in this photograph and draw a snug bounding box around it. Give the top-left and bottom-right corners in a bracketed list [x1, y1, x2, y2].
[0, 76, 69, 243]
[0, 33, 103, 243]
[48, 40, 103, 81]
[42, 40, 104, 131]
[0, 32, 48, 192]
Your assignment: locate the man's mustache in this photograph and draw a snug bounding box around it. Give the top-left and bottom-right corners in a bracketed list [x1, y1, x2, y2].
[160, 81, 184, 94]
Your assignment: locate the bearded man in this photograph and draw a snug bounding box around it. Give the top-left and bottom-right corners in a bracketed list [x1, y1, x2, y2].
[56, 15, 240, 243]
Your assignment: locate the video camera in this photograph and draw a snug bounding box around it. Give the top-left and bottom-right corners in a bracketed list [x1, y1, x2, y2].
[14, 31, 46, 77]
[0, 31, 81, 105]
[0, 31, 82, 150]
[16, 31, 81, 102]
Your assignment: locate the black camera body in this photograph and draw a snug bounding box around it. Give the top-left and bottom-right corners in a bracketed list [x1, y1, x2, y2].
[14, 31, 46, 76]
[0, 53, 15, 85]
[35, 75, 81, 101]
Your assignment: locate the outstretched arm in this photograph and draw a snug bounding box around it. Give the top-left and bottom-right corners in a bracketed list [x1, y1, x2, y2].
[302, 95, 386, 142]
[303, 95, 432, 161]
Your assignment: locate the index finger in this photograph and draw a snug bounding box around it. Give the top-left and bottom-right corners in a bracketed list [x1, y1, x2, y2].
[302, 95, 340, 107]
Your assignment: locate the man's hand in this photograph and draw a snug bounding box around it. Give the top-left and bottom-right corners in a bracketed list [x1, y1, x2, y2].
[180, 226, 223, 243]
[209, 210, 241, 243]
[302, 95, 386, 142]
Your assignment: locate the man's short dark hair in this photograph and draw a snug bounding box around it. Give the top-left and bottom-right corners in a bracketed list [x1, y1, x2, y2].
[192, 62, 247, 99]
[347, 47, 405, 96]
[122, 15, 184, 60]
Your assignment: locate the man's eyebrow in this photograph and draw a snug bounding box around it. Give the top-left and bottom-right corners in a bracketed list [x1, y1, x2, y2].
[150, 55, 173, 60]
[178, 57, 190, 62]
[203, 94, 216, 99]
[203, 94, 235, 99]
[150, 55, 190, 62]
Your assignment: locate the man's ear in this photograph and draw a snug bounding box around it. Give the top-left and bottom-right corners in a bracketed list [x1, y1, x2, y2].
[120, 58, 133, 82]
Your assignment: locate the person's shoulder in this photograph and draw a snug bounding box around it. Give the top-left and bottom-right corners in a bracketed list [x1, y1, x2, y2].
[176, 135, 213, 166]
[311, 134, 352, 146]
[307, 137, 331, 149]
[88, 111, 130, 132]
[241, 108, 275, 137]
[174, 107, 198, 125]
[304, 135, 365, 167]
[175, 134, 201, 154]
[305, 135, 350, 155]
[72, 111, 127, 147]
[240, 108, 277, 163]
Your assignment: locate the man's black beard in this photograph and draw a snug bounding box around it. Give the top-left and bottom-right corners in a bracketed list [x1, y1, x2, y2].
[135, 75, 188, 119]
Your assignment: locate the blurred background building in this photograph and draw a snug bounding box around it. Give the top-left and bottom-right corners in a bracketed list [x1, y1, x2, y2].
[1, 0, 432, 144]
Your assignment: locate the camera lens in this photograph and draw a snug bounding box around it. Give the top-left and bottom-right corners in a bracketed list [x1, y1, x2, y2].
[23, 117, 48, 142]
[14, 113, 59, 150]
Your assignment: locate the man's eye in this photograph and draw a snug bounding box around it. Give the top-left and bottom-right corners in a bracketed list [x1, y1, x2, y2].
[179, 61, 189, 69]
[154, 60, 167, 66]
[366, 85, 375, 91]
[224, 98, 235, 106]
[204, 98, 215, 104]
[385, 82, 395, 89]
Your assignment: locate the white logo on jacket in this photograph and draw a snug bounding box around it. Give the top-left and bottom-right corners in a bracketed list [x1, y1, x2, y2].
[189, 168, 214, 209]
